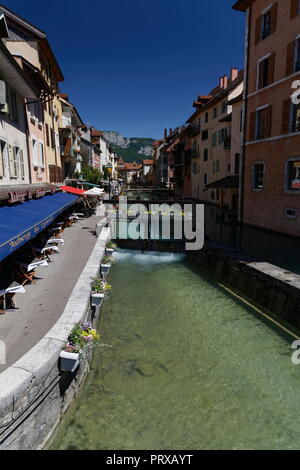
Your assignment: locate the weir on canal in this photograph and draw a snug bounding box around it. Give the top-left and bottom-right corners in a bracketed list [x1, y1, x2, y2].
[50, 249, 300, 450]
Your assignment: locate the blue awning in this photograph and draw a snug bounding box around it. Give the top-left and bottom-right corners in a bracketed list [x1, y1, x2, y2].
[0, 192, 78, 262]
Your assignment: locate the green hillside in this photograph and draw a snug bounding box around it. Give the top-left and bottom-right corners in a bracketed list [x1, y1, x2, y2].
[103, 133, 155, 163]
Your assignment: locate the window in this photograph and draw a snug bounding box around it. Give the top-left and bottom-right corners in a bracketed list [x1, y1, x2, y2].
[192, 162, 197, 174]
[257, 54, 275, 89]
[0, 140, 6, 177]
[51, 128, 55, 149]
[201, 130, 208, 141]
[290, 103, 300, 133]
[291, 0, 300, 19]
[261, 10, 271, 39]
[212, 132, 217, 147]
[255, 3, 277, 44]
[39, 142, 45, 167]
[213, 161, 216, 173]
[28, 100, 43, 123]
[46, 124, 50, 147]
[213, 107, 217, 119]
[204, 174, 207, 185]
[205, 112, 208, 123]
[215, 160, 220, 172]
[32, 138, 38, 167]
[218, 129, 226, 145]
[8, 145, 18, 178]
[295, 38, 300, 72]
[221, 102, 227, 114]
[203, 149, 208, 161]
[251, 106, 272, 140]
[211, 191, 215, 200]
[286, 160, 300, 190]
[285, 208, 297, 219]
[8, 87, 18, 124]
[253, 162, 265, 189]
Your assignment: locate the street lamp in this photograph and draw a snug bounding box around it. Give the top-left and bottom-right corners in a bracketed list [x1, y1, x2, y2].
[106, 163, 113, 199]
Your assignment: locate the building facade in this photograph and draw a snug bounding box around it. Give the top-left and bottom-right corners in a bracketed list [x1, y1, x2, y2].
[58, 94, 83, 179]
[234, 0, 300, 236]
[0, 38, 38, 187]
[187, 68, 243, 212]
[0, 5, 64, 185]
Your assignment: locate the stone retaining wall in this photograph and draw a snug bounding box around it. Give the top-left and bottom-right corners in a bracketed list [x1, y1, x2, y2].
[189, 243, 300, 331]
[0, 226, 111, 450]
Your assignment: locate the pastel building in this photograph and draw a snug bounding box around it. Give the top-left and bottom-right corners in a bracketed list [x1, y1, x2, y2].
[0, 33, 38, 187]
[233, 0, 300, 236]
[0, 4, 64, 184]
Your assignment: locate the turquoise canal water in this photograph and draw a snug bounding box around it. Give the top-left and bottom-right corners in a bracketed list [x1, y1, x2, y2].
[50, 250, 300, 450]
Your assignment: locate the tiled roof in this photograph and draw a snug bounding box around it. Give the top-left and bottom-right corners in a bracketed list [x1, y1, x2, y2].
[142, 160, 153, 165]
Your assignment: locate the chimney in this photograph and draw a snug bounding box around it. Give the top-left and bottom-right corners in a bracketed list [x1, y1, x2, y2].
[164, 128, 167, 139]
[223, 75, 228, 89]
[169, 128, 173, 136]
[219, 77, 224, 89]
[230, 67, 238, 82]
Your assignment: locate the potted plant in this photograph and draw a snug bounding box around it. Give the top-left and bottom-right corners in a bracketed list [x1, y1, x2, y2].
[101, 255, 113, 275]
[90, 278, 111, 307]
[105, 241, 116, 256]
[60, 322, 100, 372]
[59, 343, 81, 373]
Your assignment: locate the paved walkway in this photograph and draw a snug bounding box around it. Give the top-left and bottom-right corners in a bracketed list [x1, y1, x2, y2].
[0, 213, 102, 373]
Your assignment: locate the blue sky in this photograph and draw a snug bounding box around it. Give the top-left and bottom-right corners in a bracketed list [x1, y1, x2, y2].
[7, 0, 245, 139]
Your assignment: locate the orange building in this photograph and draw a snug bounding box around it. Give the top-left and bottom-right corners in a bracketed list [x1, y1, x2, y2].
[187, 69, 243, 212]
[234, 0, 300, 236]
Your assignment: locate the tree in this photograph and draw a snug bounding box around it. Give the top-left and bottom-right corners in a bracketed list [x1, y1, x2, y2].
[81, 166, 103, 185]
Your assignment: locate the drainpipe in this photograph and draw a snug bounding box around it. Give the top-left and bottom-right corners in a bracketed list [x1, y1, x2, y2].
[24, 100, 32, 185]
[237, 7, 251, 250]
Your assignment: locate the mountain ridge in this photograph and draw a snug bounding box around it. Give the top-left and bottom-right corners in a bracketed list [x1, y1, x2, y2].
[103, 131, 155, 163]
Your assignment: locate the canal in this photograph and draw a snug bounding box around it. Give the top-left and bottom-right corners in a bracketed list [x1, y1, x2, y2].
[50, 250, 300, 450]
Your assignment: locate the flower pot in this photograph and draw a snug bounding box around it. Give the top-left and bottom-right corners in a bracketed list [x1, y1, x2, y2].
[101, 264, 111, 275]
[91, 292, 105, 307]
[59, 351, 80, 373]
[105, 248, 114, 256]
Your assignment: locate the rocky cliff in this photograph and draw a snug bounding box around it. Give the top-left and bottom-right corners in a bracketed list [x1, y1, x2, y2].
[103, 131, 155, 163]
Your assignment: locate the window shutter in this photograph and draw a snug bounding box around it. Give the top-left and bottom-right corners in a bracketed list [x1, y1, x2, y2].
[255, 16, 261, 44]
[0, 80, 6, 106]
[282, 99, 291, 134]
[20, 150, 25, 178]
[258, 60, 264, 89]
[0, 144, 3, 177]
[264, 105, 273, 138]
[249, 111, 256, 141]
[8, 145, 15, 177]
[286, 40, 295, 76]
[291, 0, 299, 19]
[268, 53, 275, 85]
[270, 2, 278, 34]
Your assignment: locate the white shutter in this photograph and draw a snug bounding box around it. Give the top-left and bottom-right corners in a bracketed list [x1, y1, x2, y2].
[0, 142, 3, 177]
[20, 149, 25, 178]
[13, 147, 18, 177]
[8, 145, 15, 177]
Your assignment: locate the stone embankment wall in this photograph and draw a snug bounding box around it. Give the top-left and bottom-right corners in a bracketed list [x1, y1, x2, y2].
[0, 226, 110, 450]
[189, 243, 300, 331]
